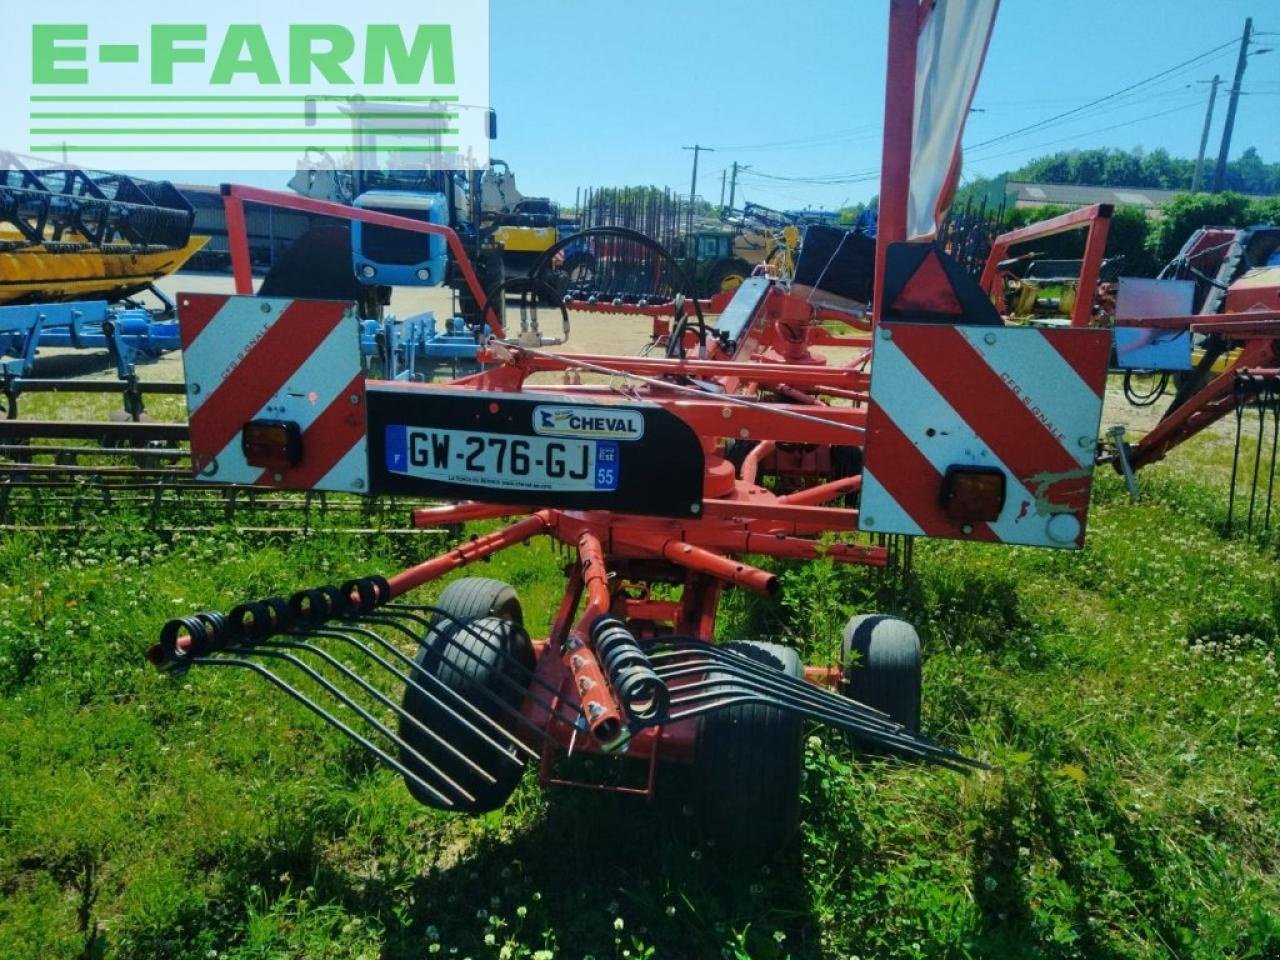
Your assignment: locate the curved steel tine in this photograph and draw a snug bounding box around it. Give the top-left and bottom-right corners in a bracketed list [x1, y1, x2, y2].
[305, 625, 542, 760]
[667, 687, 977, 769]
[652, 660, 904, 732]
[357, 611, 566, 713]
[257, 638, 505, 780]
[648, 639, 910, 727]
[655, 689, 979, 771]
[662, 682, 963, 761]
[346, 613, 584, 735]
[192, 657, 455, 807]
[365, 606, 577, 712]
[642, 643, 983, 768]
[235, 646, 481, 803]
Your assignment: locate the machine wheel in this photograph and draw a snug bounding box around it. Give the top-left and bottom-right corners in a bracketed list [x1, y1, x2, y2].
[431, 577, 524, 627]
[561, 251, 596, 287]
[399, 580, 533, 813]
[691, 640, 805, 862]
[704, 257, 751, 296]
[840, 614, 921, 750]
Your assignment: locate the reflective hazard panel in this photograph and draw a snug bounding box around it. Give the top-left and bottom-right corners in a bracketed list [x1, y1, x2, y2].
[859, 323, 1111, 549]
[179, 293, 369, 493]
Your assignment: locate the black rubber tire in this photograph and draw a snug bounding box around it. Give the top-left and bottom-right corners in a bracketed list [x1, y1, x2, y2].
[691, 640, 805, 862]
[703, 257, 751, 297]
[399, 615, 536, 812]
[561, 251, 596, 286]
[840, 614, 922, 749]
[432, 577, 524, 628]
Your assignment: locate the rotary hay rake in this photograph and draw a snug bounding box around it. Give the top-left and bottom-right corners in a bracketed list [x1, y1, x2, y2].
[138, 0, 1280, 860]
[146, 182, 1118, 858]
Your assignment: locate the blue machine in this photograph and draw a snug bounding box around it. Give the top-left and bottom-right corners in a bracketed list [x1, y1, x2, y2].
[351, 190, 449, 287]
[358, 311, 487, 381]
[0, 300, 182, 378]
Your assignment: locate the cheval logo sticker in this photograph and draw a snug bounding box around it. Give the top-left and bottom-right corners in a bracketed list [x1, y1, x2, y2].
[532, 406, 644, 441]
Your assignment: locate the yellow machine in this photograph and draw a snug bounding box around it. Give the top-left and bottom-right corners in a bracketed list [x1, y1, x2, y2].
[0, 235, 207, 306]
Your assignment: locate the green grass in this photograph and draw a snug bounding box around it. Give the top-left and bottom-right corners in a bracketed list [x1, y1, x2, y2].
[1, 445, 1279, 958]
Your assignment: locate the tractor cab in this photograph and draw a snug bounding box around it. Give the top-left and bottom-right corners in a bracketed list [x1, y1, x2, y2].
[676, 229, 752, 297]
[687, 229, 734, 262]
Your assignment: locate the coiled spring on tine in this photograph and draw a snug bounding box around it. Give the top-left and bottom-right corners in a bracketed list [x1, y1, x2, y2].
[148, 577, 587, 809]
[592, 616, 669, 723]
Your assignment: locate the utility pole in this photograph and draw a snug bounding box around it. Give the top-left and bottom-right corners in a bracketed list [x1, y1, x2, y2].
[682, 144, 714, 230]
[1191, 75, 1220, 193]
[727, 161, 750, 214]
[719, 168, 727, 211]
[1212, 18, 1252, 192]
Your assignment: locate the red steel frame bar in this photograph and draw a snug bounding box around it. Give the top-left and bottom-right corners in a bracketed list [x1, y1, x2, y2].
[979, 203, 1114, 328]
[873, 0, 921, 326]
[1117, 311, 1280, 331]
[386, 511, 551, 597]
[219, 183, 502, 339]
[1127, 337, 1280, 470]
[477, 350, 871, 392]
[563, 531, 626, 745]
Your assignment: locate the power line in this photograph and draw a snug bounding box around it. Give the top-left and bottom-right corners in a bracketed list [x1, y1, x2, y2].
[965, 100, 1204, 167]
[964, 37, 1240, 151]
[739, 165, 879, 185]
[713, 124, 881, 152]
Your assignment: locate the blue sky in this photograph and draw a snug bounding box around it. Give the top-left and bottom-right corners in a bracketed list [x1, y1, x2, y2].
[164, 0, 1280, 209]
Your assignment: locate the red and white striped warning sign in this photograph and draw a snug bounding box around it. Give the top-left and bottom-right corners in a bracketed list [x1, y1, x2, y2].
[859, 322, 1111, 549]
[179, 293, 368, 493]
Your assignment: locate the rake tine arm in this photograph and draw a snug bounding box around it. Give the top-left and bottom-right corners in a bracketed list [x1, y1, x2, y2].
[236, 646, 480, 803]
[662, 683, 979, 770]
[257, 638, 503, 781]
[361, 609, 585, 732]
[652, 659, 905, 733]
[193, 657, 455, 807]
[307, 626, 542, 761]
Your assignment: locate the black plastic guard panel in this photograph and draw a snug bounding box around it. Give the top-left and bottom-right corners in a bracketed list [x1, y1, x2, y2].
[367, 386, 706, 517]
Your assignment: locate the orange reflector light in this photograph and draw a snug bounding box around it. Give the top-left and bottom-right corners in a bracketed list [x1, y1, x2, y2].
[242, 419, 303, 470]
[940, 465, 1006, 522]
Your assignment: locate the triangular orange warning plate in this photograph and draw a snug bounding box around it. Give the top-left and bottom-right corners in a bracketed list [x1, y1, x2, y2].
[889, 249, 963, 316]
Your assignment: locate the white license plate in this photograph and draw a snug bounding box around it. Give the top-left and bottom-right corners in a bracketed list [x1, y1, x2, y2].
[385, 426, 618, 492]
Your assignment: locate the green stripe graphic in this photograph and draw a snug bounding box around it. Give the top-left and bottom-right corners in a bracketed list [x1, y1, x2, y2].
[30, 128, 459, 136]
[30, 145, 461, 153]
[29, 95, 461, 103]
[29, 112, 458, 120]
[98, 44, 140, 63]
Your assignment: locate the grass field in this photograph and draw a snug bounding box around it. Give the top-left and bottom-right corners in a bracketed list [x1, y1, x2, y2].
[1, 396, 1278, 959]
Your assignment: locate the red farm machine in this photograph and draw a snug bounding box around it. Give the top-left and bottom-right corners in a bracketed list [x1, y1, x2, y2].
[145, 0, 1280, 860]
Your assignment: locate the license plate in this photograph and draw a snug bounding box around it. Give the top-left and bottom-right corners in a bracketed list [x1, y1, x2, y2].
[384, 426, 618, 492]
